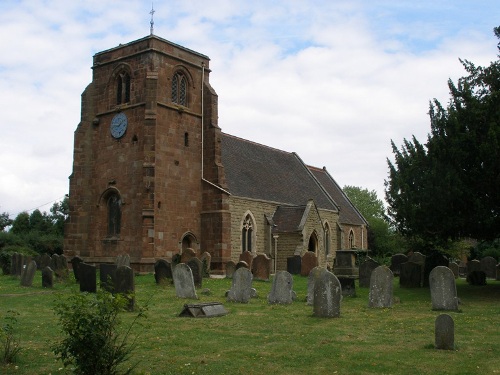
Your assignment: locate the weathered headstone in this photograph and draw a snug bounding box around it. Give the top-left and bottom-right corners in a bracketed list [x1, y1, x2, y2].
[400, 262, 422, 288]
[359, 258, 380, 288]
[115, 253, 130, 268]
[239, 251, 254, 270]
[187, 257, 203, 288]
[435, 314, 455, 350]
[368, 266, 393, 308]
[338, 276, 356, 297]
[115, 265, 135, 311]
[42, 266, 54, 288]
[71, 256, 84, 282]
[287, 255, 301, 275]
[423, 252, 448, 287]
[172, 263, 198, 299]
[429, 266, 459, 311]
[307, 266, 323, 305]
[389, 253, 408, 276]
[227, 267, 253, 303]
[225, 261, 236, 278]
[466, 259, 481, 274]
[181, 248, 196, 264]
[10, 252, 22, 276]
[467, 270, 486, 286]
[236, 260, 249, 270]
[20, 260, 37, 287]
[154, 259, 172, 284]
[79, 263, 97, 293]
[268, 271, 296, 304]
[37, 253, 52, 270]
[408, 251, 426, 267]
[199, 251, 212, 277]
[312, 268, 341, 318]
[100, 263, 117, 291]
[51, 254, 69, 279]
[449, 262, 459, 279]
[480, 256, 497, 279]
[301, 252, 318, 277]
[252, 253, 271, 281]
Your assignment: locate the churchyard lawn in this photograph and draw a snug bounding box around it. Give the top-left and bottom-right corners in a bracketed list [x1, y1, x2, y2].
[0, 272, 499, 374]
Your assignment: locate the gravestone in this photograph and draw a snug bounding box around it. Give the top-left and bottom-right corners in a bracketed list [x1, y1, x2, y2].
[368, 266, 393, 308]
[334, 250, 358, 276]
[389, 253, 408, 276]
[435, 314, 455, 350]
[181, 248, 196, 264]
[227, 267, 253, 303]
[37, 253, 52, 270]
[236, 260, 249, 270]
[359, 258, 380, 288]
[312, 268, 341, 318]
[408, 252, 426, 267]
[100, 263, 117, 291]
[480, 256, 497, 279]
[301, 252, 318, 277]
[307, 266, 323, 305]
[179, 302, 228, 318]
[423, 252, 448, 287]
[338, 276, 356, 297]
[268, 271, 296, 304]
[467, 259, 481, 274]
[79, 263, 97, 293]
[225, 261, 236, 278]
[154, 259, 172, 284]
[10, 252, 22, 276]
[51, 254, 69, 279]
[449, 262, 459, 279]
[20, 260, 37, 287]
[239, 251, 254, 270]
[400, 262, 422, 288]
[458, 261, 467, 277]
[187, 257, 203, 288]
[42, 266, 54, 288]
[252, 253, 271, 281]
[115, 253, 130, 268]
[287, 255, 301, 275]
[172, 253, 182, 267]
[467, 270, 486, 286]
[172, 263, 198, 299]
[70, 256, 84, 282]
[115, 266, 135, 311]
[199, 251, 212, 277]
[429, 266, 459, 311]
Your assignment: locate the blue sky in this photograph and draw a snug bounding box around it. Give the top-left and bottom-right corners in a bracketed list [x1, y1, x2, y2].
[0, 0, 498, 217]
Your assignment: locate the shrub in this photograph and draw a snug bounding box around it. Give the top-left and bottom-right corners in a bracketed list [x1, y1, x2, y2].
[1, 310, 21, 364]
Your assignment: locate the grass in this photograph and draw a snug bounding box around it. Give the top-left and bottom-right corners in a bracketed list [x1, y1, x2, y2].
[0, 271, 499, 375]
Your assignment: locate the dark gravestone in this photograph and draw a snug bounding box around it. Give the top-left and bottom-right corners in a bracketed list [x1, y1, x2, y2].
[338, 276, 356, 297]
[172, 253, 182, 267]
[154, 259, 172, 284]
[400, 262, 422, 288]
[227, 267, 253, 303]
[71, 256, 84, 282]
[51, 254, 69, 280]
[199, 251, 212, 277]
[467, 270, 486, 286]
[301, 252, 318, 277]
[435, 314, 455, 350]
[172, 263, 198, 299]
[429, 266, 459, 311]
[10, 253, 20, 276]
[20, 260, 37, 287]
[268, 271, 296, 305]
[480, 256, 497, 278]
[37, 253, 52, 270]
[181, 248, 196, 264]
[252, 253, 271, 281]
[449, 262, 459, 279]
[225, 261, 236, 278]
[287, 255, 301, 275]
[423, 252, 448, 287]
[115, 265, 135, 311]
[187, 257, 203, 288]
[79, 263, 97, 293]
[239, 251, 254, 270]
[359, 258, 380, 288]
[307, 266, 323, 305]
[368, 266, 393, 308]
[389, 253, 408, 276]
[115, 253, 130, 268]
[312, 268, 341, 318]
[467, 259, 481, 274]
[42, 266, 54, 288]
[100, 264, 117, 291]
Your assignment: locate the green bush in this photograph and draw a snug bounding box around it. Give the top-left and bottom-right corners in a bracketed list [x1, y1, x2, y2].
[1, 310, 21, 364]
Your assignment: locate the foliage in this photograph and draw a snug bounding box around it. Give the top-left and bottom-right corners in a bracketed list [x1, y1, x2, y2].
[343, 185, 386, 220]
[0, 213, 12, 232]
[385, 26, 500, 245]
[1, 310, 21, 364]
[472, 238, 500, 261]
[52, 290, 144, 375]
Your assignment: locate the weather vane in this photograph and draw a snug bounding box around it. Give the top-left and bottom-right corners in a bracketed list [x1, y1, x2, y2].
[150, 3, 155, 35]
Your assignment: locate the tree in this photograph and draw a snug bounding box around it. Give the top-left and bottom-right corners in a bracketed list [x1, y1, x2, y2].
[343, 186, 386, 220]
[0, 212, 12, 232]
[385, 26, 500, 246]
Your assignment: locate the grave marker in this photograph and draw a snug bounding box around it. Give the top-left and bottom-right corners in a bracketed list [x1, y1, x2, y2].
[301, 252, 318, 277]
[20, 260, 37, 287]
[172, 263, 198, 299]
[187, 257, 203, 288]
[79, 263, 97, 293]
[429, 266, 459, 311]
[252, 253, 271, 281]
[435, 314, 455, 350]
[268, 271, 296, 304]
[227, 267, 253, 303]
[225, 261, 236, 278]
[154, 259, 172, 284]
[359, 258, 380, 288]
[42, 266, 54, 288]
[115, 265, 135, 311]
[312, 268, 341, 318]
[368, 266, 393, 308]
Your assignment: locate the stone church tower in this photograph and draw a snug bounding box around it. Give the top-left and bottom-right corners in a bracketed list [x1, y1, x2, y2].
[64, 35, 231, 272]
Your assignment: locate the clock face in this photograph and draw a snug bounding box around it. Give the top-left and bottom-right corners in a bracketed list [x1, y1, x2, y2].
[110, 113, 128, 139]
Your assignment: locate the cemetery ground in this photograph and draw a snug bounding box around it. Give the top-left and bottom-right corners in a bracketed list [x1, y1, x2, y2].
[1, 273, 499, 375]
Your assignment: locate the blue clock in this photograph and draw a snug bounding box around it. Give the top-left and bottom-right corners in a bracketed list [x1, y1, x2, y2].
[110, 113, 128, 139]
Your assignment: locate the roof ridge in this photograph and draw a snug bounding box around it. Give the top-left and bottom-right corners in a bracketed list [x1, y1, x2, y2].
[222, 132, 294, 156]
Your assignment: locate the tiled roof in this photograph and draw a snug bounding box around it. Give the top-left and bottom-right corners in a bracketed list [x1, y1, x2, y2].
[221, 133, 338, 211]
[307, 166, 368, 226]
[272, 205, 307, 233]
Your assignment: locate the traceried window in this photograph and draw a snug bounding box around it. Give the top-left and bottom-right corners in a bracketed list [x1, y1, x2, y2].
[171, 72, 187, 106]
[107, 193, 121, 237]
[116, 72, 130, 104]
[241, 214, 253, 252]
[348, 230, 355, 249]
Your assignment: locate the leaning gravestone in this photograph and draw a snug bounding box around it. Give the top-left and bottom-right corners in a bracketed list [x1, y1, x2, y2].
[429, 266, 459, 311]
[312, 268, 341, 318]
[268, 271, 296, 304]
[307, 266, 323, 305]
[20, 260, 37, 287]
[287, 255, 301, 275]
[400, 262, 422, 288]
[227, 267, 254, 303]
[435, 314, 455, 350]
[100, 263, 117, 291]
[225, 261, 236, 278]
[480, 256, 497, 279]
[115, 253, 130, 268]
[181, 248, 196, 264]
[368, 266, 393, 308]
[389, 253, 408, 276]
[70, 256, 84, 282]
[252, 253, 271, 281]
[423, 252, 448, 287]
[187, 257, 203, 289]
[199, 251, 212, 277]
[154, 259, 172, 284]
[239, 250, 254, 270]
[42, 266, 54, 288]
[115, 265, 135, 311]
[359, 258, 380, 288]
[172, 263, 198, 299]
[79, 263, 97, 293]
[301, 252, 318, 277]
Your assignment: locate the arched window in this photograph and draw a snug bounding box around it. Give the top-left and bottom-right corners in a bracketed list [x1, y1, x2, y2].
[107, 193, 121, 237]
[172, 72, 187, 106]
[116, 72, 130, 104]
[241, 214, 254, 253]
[348, 230, 355, 249]
[324, 222, 331, 255]
[308, 231, 318, 252]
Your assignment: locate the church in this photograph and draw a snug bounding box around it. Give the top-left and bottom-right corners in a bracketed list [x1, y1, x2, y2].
[63, 33, 367, 273]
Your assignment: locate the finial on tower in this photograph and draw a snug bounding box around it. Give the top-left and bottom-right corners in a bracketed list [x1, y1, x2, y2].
[150, 3, 155, 35]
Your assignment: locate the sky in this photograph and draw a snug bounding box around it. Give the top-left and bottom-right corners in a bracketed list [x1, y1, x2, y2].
[0, 0, 498, 218]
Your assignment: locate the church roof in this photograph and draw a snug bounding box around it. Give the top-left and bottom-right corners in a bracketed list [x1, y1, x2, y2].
[221, 133, 338, 211]
[307, 166, 368, 226]
[272, 205, 308, 233]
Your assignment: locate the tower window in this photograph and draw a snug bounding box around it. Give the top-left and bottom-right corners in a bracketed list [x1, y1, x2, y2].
[117, 72, 130, 104]
[172, 72, 187, 106]
[184, 132, 189, 147]
[107, 193, 121, 237]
